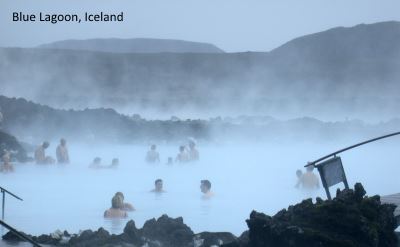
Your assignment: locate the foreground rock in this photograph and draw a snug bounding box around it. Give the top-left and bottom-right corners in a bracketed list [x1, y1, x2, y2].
[2, 215, 236, 247]
[225, 183, 399, 247]
[3, 183, 399, 247]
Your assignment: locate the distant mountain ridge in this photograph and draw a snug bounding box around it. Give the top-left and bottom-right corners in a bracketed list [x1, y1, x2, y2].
[37, 38, 225, 53]
[1, 21, 400, 119]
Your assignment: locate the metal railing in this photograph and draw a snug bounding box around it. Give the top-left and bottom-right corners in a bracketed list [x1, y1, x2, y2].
[0, 187, 41, 246]
[0, 219, 42, 247]
[305, 131, 400, 167]
[0, 186, 23, 220]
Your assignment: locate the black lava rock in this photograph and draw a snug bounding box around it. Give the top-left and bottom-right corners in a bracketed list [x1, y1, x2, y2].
[141, 214, 194, 247]
[242, 183, 398, 247]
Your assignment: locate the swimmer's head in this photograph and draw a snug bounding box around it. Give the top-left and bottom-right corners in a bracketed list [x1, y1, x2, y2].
[42, 141, 50, 149]
[111, 195, 124, 209]
[200, 180, 211, 193]
[189, 141, 196, 148]
[93, 157, 101, 164]
[115, 192, 124, 200]
[167, 157, 173, 163]
[155, 179, 163, 191]
[179, 146, 185, 152]
[151, 145, 156, 150]
[296, 169, 303, 178]
[60, 138, 66, 146]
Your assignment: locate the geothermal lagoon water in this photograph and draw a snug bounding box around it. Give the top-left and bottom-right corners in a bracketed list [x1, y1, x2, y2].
[1, 141, 399, 239]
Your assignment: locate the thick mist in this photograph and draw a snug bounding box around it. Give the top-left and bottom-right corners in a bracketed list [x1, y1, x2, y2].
[1, 21, 400, 121]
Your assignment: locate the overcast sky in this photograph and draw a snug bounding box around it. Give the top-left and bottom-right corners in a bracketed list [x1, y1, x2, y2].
[1, 0, 399, 52]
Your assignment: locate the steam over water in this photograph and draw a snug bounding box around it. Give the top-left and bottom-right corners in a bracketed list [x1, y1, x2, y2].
[1, 141, 399, 237]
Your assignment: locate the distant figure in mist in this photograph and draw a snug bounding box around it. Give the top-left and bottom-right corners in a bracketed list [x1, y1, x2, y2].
[56, 138, 69, 164]
[146, 145, 160, 163]
[89, 157, 102, 169]
[295, 169, 303, 188]
[104, 195, 128, 218]
[200, 180, 214, 199]
[0, 150, 14, 173]
[298, 166, 320, 190]
[188, 141, 199, 161]
[166, 157, 173, 165]
[109, 158, 119, 169]
[176, 146, 189, 163]
[115, 192, 135, 211]
[151, 179, 166, 193]
[34, 141, 55, 164]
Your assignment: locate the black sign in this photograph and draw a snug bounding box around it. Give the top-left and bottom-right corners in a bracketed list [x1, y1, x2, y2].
[316, 156, 349, 199]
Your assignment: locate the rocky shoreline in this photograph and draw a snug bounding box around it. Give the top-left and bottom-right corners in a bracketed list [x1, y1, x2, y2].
[2, 183, 399, 247]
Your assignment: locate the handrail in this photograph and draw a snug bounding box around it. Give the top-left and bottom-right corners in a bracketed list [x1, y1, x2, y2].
[0, 220, 42, 247]
[1, 186, 23, 220]
[305, 131, 400, 167]
[0, 187, 23, 201]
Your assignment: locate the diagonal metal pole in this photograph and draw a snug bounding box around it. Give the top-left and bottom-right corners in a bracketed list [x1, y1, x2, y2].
[2, 190, 4, 220]
[0, 220, 42, 247]
[305, 131, 400, 167]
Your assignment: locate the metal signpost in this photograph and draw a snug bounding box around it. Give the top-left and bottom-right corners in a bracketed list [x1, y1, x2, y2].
[316, 156, 349, 199]
[305, 131, 400, 199]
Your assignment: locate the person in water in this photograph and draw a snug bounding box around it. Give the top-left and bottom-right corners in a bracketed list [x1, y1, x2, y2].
[104, 195, 128, 218]
[0, 150, 14, 173]
[188, 141, 199, 161]
[89, 157, 102, 169]
[151, 179, 166, 193]
[56, 138, 69, 164]
[295, 169, 303, 188]
[175, 146, 189, 163]
[166, 157, 173, 165]
[200, 180, 214, 199]
[34, 141, 55, 164]
[115, 192, 135, 211]
[109, 158, 119, 169]
[300, 166, 320, 190]
[146, 144, 160, 163]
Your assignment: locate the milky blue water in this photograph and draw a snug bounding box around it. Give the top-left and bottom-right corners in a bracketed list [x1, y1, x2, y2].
[1, 141, 399, 243]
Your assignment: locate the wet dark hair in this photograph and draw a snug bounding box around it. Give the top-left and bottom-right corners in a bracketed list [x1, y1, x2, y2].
[115, 192, 124, 200]
[155, 179, 162, 185]
[43, 141, 50, 148]
[296, 169, 303, 177]
[151, 144, 156, 150]
[111, 195, 123, 209]
[201, 180, 211, 189]
[179, 146, 185, 152]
